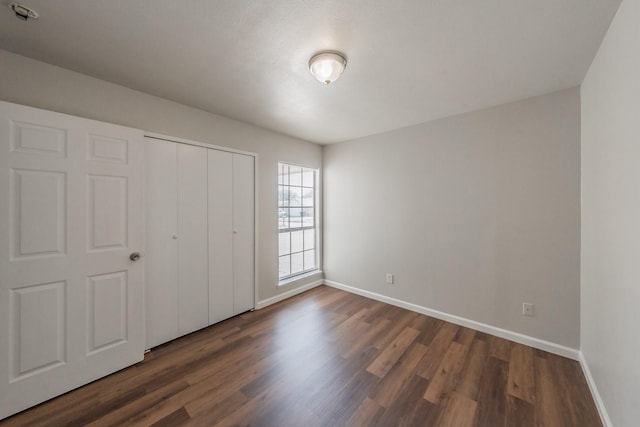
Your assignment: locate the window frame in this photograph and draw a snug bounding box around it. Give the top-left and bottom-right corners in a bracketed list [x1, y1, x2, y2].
[277, 162, 319, 282]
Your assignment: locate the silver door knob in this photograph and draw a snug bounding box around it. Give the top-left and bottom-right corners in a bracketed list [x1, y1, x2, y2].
[129, 252, 141, 261]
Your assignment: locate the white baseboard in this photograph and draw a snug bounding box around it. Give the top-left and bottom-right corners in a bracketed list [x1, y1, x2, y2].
[255, 279, 324, 309]
[324, 279, 580, 360]
[579, 352, 612, 427]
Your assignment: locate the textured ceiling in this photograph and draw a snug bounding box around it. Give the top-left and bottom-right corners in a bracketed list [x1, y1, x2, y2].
[0, 0, 622, 144]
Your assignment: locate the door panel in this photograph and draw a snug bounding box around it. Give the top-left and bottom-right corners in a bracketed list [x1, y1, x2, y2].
[87, 175, 128, 251]
[232, 154, 255, 314]
[208, 149, 234, 324]
[87, 271, 127, 354]
[0, 100, 144, 420]
[144, 138, 178, 349]
[10, 281, 66, 381]
[10, 121, 67, 156]
[87, 135, 128, 164]
[11, 169, 66, 259]
[177, 144, 209, 335]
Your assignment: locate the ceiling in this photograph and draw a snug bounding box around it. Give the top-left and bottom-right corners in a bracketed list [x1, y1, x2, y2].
[0, 0, 622, 144]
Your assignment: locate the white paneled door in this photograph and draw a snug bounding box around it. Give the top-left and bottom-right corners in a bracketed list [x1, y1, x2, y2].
[0, 101, 144, 420]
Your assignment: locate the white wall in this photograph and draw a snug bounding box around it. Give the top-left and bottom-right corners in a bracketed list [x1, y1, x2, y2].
[581, 0, 640, 425]
[0, 49, 323, 302]
[324, 88, 581, 348]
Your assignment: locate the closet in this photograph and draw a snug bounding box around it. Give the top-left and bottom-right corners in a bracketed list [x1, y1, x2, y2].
[144, 136, 255, 349]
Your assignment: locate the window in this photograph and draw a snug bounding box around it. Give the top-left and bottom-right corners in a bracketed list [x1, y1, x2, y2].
[278, 163, 317, 280]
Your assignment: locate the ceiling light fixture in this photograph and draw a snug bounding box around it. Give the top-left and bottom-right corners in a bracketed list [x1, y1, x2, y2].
[309, 52, 347, 85]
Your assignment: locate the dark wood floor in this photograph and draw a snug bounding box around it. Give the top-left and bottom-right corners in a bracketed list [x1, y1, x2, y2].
[1, 285, 601, 427]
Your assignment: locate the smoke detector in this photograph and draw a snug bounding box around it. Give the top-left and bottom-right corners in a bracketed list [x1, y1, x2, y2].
[10, 2, 39, 21]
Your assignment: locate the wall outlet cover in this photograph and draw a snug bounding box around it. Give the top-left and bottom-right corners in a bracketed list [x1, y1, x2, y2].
[522, 302, 534, 316]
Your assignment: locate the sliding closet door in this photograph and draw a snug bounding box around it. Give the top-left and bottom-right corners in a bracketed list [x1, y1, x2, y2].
[177, 144, 209, 335]
[233, 154, 255, 314]
[144, 138, 178, 348]
[208, 149, 234, 324]
[208, 151, 255, 321]
[147, 140, 255, 341]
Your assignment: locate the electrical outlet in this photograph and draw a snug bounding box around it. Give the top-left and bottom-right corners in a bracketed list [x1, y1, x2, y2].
[522, 302, 534, 317]
[386, 273, 394, 285]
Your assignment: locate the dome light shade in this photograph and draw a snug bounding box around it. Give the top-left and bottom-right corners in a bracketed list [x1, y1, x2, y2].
[309, 52, 347, 85]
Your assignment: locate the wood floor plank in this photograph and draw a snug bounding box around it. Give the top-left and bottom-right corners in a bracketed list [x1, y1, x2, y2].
[148, 407, 190, 427]
[454, 327, 476, 347]
[423, 341, 469, 405]
[261, 402, 320, 427]
[119, 327, 305, 425]
[415, 322, 459, 380]
[85, 380, 190, 427]
[507, 343, 535, 404]
[183, 336, 275, 385]
[363, 300, 394, 323]
[347, 397, 384, 426]
[505, 395, 534, 427]
[0, 286, 602, 427]
[340, 317, 391, 359]
[212, 382, 288, 427]
[301, 349, 380, 418]
[334, 294, 374, 317]
[240, 335, 335, 400]
[370, 342, 429, 408]
[0, 388, 99, 427]
[311, 369, 380, 424]
[331, 307, 372, 344]
[489, 335, 512, 362]
[371, 310, 420, 350]
[438, 391, 478, 427]
[473, 356, 509, 427]
[416, 317, 444, 346]
[366, 326, 421, 378]
[184, 391, 247, 425]
[323, 290, 361, 313]
[373, 374, 442, 427]
[455, 338, 489, 400]
[534, 355, 570, 426]
[314, 287, 352, 309]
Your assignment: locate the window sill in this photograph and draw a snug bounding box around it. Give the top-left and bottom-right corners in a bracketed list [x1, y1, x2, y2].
[278, 270, 323, 287]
